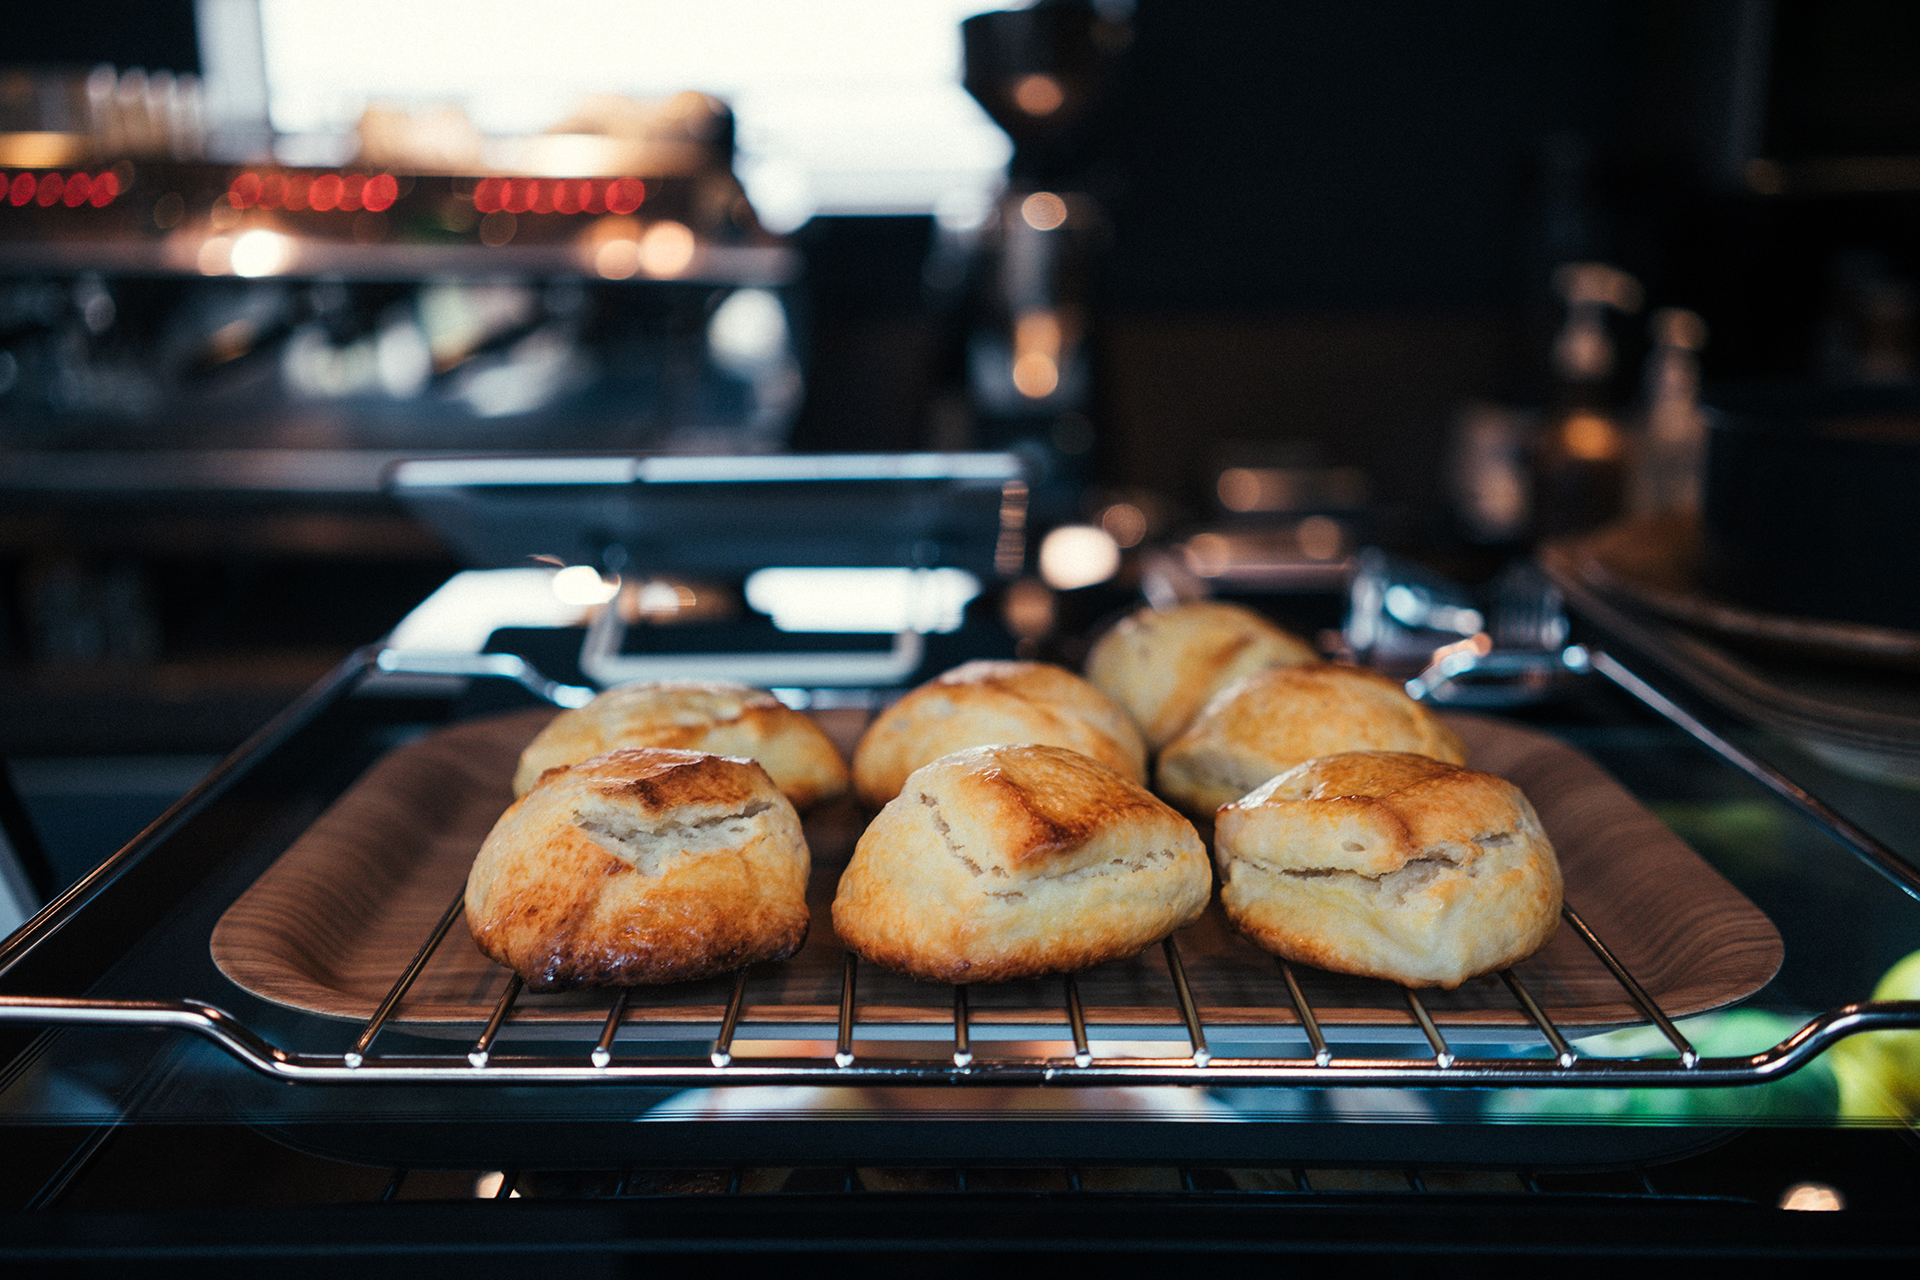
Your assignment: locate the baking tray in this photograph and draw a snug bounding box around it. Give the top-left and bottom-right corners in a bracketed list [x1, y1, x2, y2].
[208, 705, 1783, 1043]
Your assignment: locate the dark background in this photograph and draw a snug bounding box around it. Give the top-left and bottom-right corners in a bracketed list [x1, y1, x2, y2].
[17, 2, 1920, 512]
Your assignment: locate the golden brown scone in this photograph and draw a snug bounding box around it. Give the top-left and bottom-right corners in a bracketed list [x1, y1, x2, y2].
[850, 660, 1146, 809]
[833, 744, 1210, 982]
[1214, 752, 1562, 989]
[468, 748, 809, 990]
[513, 681, 849, 810]
[1156, 664, 1465, 815]
[1085, 600, 1319, 751]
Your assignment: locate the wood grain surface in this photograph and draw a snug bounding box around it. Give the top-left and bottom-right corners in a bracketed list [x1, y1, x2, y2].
[209, 706, 1783, 1037]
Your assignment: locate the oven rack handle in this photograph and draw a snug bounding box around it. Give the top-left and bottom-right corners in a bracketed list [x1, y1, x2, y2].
[0, 992, 1914, 1089]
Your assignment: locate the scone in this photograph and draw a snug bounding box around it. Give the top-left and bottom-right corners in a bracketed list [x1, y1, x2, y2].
[850, 660, 1147, 809]
[833, 744, 1211, 982]
[1156, 664, 1465, 815]
[468, 748, 810, 990]
[513, 680, 849, 809]
[1214, 751, 1562, 989]
[1086, 600, 1319, 751]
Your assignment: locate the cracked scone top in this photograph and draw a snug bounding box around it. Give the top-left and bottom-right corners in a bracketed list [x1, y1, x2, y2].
[467, 748, 810, 990]
[832, 743, 1210, 983]
[850, 659, 1147, 809]
[1156, 663, 1466, 816]
[512, 680, 849, 810]
[1213, 751, 1562, 989]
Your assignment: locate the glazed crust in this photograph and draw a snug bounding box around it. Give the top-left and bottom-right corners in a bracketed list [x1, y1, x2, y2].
[1213, 751, 1562, 989]
[1156, 664, 1466, 815]
[1085, 601, 1319, 751]
[832, 744, 1211, 983]
[513, 681, 849, 810]
[468, 748, 810, 990]
[850, 660, 1147, 809]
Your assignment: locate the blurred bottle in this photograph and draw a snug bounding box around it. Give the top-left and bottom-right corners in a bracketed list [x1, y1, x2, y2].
[1630, 307, 1709, 517]
[1532, 262, 1640, 539]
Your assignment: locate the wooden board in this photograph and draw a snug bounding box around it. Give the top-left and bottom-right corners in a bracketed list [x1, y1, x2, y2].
[210, 707, 1783, 1037]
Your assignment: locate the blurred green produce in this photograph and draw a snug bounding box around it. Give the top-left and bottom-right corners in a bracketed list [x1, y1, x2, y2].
[1829, 947, 1920, 1123]
[1485, 1010, 1839, 1124]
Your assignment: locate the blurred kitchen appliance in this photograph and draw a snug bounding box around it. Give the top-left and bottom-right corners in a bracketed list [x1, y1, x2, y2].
[1700, 388, 1920, 632]
[959, 1, 1127, 433]
[388, 451, 1029, 687]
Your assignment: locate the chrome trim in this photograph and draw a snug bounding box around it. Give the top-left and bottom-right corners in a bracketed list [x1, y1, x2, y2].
[0, 992, 1912, 1087]
[578, 601, 926, 689]
[1591, 649, 1920, 903]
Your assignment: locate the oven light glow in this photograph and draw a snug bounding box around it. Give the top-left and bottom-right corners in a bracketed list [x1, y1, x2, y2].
[1779, 1182, 1844, 1211]
[1021, 191, 1068, 232]
[745, 567, 979, 634]
[230, 229, 294, 277]
[594, 237, 640, 279]
[1014, 74, 1065, 118]
[1038, 525, 1121, 591]
[473, 1172, 521, 1198]
[551, 565, 621, 606]
[638, 220, 696, 277]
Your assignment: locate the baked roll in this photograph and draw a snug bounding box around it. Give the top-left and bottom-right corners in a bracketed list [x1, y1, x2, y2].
[850, 660, 1147, 809]
[1085, 600, 1319, 751]
[833, 744, 1210, 982]
[1156, 664, 1465, 815]
[513, 680, 848, 810]
[467, 748, 810, 990]
[1213, 751, 1562, 989]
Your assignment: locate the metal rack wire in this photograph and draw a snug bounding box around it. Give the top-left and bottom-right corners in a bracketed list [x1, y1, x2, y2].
[4, 889, 1916, 1088]
[2, 646, 1917, 1089]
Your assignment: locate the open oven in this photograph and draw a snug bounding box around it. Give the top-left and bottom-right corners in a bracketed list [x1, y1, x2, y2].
[2, 484, 1918, 1267]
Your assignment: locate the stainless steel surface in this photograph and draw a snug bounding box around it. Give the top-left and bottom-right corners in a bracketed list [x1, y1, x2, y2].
[580, 600, 928, 688]
[374, 650, 596, 709]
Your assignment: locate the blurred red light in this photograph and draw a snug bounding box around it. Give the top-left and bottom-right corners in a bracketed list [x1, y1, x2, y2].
[552, 180, 580, 215]
[7, 173, 31, 206]
[35, 173, 63, 207]
[308, 173, 343, 212]
[501, 178, 532, 214]
[584, 181, 606, 214]
[62, 173, 91, 207]
[257, 173, 285, 209]
[229, 172, 261, 208]
[606, 177, 644, 215]
[339, 174, 364, 212]
[89, 171, 118, 206]
[473, 177, 504, 213]
[529, 181, 553, 214]
[362, 173, 398, 212]
[284, 176, 309, 211]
